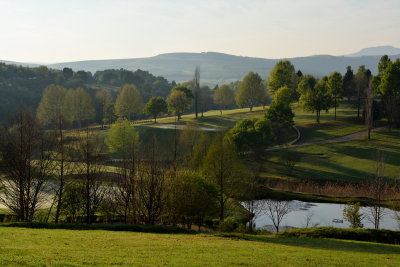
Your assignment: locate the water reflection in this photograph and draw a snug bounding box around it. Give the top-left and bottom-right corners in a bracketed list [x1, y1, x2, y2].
[254, 200, 399, 232]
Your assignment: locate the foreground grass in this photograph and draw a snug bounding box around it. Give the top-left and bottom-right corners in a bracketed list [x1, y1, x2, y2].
[1, 227, 400, 266]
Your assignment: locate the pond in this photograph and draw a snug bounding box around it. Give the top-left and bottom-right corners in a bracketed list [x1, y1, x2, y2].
[254, 200, 399, 232]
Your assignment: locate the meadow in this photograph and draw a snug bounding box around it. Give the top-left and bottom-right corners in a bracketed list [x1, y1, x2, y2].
[1, 227, 400, 266]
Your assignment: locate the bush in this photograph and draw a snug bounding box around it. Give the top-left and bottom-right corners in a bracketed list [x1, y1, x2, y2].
[276, 227, 400, 244]
[218, 217, 238, 232]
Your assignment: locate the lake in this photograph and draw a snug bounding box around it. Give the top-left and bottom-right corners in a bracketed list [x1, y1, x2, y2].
[254, 200, 399, 232]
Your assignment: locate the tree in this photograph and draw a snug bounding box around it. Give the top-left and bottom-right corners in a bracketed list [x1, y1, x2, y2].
[365, 71, 374, 139]
[178, 122, 203, 167]
[267, 60, 296, 95]
[189, 132, 210, 171]
[327, 72, 343, 120]
[261, 199, 296, 232]
[165, 170, 218, 230]
[202, 132, 243, 221]
[265, 85, 295, 127]
[193, 66, 200, 119]
[236, 72, 265, 112]
[354, 66, 369, 118]
[342, 66, 355, 103]
[144, 97, 168, 123]
[37, 84, 68, 126]
[75, 126, 107, 224]
[343, 202, 364, 228]
[377, 59, 400, 131]
[63, 87, 95, 128]
[297, 75, 332, 123]
[0, 108, 54, 222]
[198, 86, 213, 117]
[366, 150, 388, 229]
[214, 84, 235, 115]
[105, 118, 139, 223]
[167, 90, 190, 120]
[230, 118, 273, 154]
[95, 89, 115, 127]
[115, 84, 144, 119]
[63, 67, 73, 80]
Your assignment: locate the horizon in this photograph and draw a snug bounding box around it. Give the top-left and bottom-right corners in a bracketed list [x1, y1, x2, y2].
[2, 45, 400, 65]
[1, 0, 400, 63]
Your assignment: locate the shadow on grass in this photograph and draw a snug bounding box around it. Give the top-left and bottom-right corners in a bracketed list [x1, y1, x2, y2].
[217, 231, 400, 255]
[0, 222, 196, 234]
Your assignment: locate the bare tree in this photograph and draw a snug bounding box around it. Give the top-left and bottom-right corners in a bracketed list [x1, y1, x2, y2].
[136, 135, 166, 224]
[261, 199, 296, 232]
[74, 122, 107, 224]
[365, 150, 388, 229]
[0, 108, 54, 222]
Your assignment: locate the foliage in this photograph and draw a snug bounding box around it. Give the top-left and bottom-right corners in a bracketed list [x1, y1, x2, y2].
[235, 72, 266, 111]
[202, 132, 244, 220]
[327, 71, 343, 120]
[297, 75, 332, 123]
[265, 85, 295, 127]
[267, 60, 296, 94]
[213, 84, 235, 114]
[144, 96, 168, 123]
[230, 118, 273, 153]
[218, 217, 238, 232]
[167, 89, 190, 120]
[115, 84, 144, 119]
[95, 89, 115, 125]
[36, 84, 68, 125]
[105, 118, 139, 155]
[343, 202, 364, 228]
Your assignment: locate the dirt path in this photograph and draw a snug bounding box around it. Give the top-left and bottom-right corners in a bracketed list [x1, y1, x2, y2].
[267, 126, 385, 151]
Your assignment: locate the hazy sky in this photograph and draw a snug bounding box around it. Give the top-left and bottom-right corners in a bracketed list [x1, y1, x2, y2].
[1, 0, 399, 63]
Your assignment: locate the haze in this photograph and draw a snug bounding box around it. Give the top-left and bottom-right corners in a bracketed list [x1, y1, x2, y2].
[1, 0, 399, 63]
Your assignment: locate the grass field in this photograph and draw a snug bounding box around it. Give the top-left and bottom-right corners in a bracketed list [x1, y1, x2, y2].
[1, 227, 400, 266]
[260, 129, 400, 183]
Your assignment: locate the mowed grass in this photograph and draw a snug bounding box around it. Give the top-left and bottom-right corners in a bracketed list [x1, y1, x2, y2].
[292, 103, 368, 143]
[1, 227, 400, 266]
[261, 129, 400, 183]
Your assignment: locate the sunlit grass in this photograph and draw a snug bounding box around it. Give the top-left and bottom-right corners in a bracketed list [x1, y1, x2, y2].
[1, 227, 399, 266]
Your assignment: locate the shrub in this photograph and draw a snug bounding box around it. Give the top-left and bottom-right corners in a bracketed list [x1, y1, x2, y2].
[218, 217, 238, 232]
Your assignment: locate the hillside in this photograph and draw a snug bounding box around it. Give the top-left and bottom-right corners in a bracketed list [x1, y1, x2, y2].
[45, 52, 400, 86]
[345, 45, 400, 57]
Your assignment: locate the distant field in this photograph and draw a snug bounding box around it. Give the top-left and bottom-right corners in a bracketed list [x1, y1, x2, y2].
[1, 227, 400, 266]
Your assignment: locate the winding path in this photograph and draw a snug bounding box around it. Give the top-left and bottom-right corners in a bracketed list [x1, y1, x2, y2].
[266, 126, 385, 151]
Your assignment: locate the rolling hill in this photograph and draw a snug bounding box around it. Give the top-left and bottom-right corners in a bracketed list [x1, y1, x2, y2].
[2, 46, 400, 86]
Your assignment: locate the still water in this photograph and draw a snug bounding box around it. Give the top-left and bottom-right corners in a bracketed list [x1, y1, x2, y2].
[254, 200, 399, 231]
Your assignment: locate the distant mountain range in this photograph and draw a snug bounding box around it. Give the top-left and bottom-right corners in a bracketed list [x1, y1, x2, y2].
[2, 46, 400, 86]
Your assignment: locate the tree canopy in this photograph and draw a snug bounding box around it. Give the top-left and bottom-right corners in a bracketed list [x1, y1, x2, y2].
[214, 84, 235, 115]
[267, 60, 296, 94]
[236, 72, 265, 112]
[115, 84, 144, 119]
[144, 96, 168, 123]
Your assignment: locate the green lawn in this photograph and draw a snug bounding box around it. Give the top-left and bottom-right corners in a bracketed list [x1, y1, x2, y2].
[260, 129, 400, 183]
[1, 227, 400, 266]
[292, 103, 368, 143]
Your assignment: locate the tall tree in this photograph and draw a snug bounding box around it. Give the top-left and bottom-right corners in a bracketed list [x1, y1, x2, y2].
[236, 72, 264, 112]
[354, 66, 369, 118]
[342, 66, 355, 103]
[214, 84, 235, 115]
[167, 90, 191, 120]
[267, 60, 296, 94]
[365, 71, 374, 139]
[95, 89, 115, 127]
[193, 66, 200, 119]
[297, 75, 332, 123]
[0, 108, 54, 222]
[198, 86, 212, 117]
[105, 118, 139, 223]
[377, 59, 400, 131]
[265, 85, 295, 127]
[62, 67, 73, 80]
[115, 84, 144, 119]
[144, 96, 168, 123]
[327, 71, 343, 120]
[202, 132, 243, 221]
[37, 84, 68, 126]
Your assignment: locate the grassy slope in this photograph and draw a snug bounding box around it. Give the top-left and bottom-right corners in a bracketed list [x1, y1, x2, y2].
[1, 227, 400, 266]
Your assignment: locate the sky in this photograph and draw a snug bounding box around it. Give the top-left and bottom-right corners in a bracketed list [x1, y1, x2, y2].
[1, 0, 399, 63]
